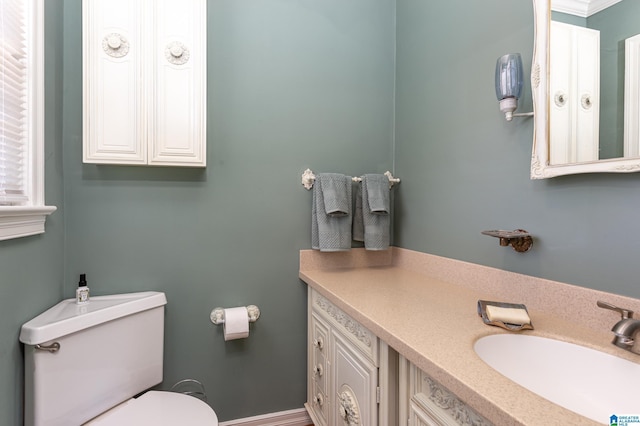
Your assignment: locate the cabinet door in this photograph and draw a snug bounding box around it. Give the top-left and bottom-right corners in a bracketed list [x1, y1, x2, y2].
[83, 0, 147, 164]
[549, 21, 600, 165]
[149, 0, 206, 166]
[332, 331, 378, 426]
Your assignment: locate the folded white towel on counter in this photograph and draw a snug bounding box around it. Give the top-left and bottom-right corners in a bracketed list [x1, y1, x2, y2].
[312, 173, 352, 252]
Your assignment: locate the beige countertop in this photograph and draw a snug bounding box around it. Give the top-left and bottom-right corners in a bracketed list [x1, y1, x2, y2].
[299, 248, 640, 426]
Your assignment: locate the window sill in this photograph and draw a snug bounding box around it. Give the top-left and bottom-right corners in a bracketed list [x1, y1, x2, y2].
[0, 206, 57, 241]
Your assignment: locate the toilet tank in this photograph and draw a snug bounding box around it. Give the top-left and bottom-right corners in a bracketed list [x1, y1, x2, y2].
[19, 291, 168, 426]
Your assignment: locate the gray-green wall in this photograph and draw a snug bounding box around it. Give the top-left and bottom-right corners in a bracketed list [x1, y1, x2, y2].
[61, 0, 395, 422]
[394, 0, 640, 300]
[0, 1, 65, 425]
[4, 1, 640, 425]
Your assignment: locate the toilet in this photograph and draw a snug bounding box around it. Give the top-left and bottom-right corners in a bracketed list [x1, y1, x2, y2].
[19, 291, 219, 426]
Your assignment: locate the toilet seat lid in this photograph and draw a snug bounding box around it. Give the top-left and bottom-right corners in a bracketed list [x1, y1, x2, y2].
[86, 391, 218, 425]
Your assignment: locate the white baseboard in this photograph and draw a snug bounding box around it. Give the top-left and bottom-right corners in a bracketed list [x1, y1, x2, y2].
[218, 408, 312, 426]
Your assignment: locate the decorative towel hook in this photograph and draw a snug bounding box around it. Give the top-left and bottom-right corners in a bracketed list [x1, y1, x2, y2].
[301, 169, 316, 190]
[301, 168, 400, 190]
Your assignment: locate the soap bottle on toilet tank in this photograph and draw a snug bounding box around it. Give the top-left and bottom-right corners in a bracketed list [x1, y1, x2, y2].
[76, 274, 90, 305]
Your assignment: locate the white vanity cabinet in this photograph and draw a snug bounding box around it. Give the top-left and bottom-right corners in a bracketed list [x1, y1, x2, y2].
[399, 356, 493, 426]
[306, 289, 396, 426]
[83, 0, 206, 167]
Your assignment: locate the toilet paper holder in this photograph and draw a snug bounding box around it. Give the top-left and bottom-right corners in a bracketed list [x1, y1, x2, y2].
[210, 305, 260, 325]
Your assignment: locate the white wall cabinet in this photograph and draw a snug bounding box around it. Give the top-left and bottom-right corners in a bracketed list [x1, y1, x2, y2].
[306, 289, 396, 426]
[398, 356, 492, 426]
[83, 0, 206, 167]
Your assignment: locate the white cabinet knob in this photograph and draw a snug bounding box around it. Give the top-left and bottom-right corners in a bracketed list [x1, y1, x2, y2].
[102, 33, 129, 58]
[165, 41, 190, 65]
[107, 35, 122, 49]
[170, 45, 184, 58]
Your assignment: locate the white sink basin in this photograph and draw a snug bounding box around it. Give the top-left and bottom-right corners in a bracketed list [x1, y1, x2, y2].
[474, 334, 640, 423]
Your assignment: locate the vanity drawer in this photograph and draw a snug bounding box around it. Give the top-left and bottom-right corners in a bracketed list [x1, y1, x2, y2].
[310, 312, 329, 393]
[309, 383, 329, 426]
[408, 362, 492, 426]
[311, 289, 379, 365]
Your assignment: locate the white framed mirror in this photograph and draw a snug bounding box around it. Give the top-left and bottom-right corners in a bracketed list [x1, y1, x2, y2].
[531, 0, 640, 178]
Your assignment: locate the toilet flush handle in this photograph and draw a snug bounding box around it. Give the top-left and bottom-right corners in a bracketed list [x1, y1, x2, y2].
[35, 342, 60, 353]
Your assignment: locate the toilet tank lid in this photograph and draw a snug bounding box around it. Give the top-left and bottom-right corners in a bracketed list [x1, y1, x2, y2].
[19, 291, 167, 345]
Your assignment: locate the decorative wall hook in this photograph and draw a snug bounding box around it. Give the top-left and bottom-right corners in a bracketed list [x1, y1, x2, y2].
[301, 169, 316, 190]
[481, 229, 533, 253]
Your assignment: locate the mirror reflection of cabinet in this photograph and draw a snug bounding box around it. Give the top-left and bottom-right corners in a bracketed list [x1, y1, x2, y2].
[83, 0, 206, 167]
[624, 34, 640, 157]
[531, 0, 640, 178]
[549, 21, 600, 165]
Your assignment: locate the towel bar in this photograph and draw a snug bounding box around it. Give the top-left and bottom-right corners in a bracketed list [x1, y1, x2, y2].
[301, 168, 400, 190]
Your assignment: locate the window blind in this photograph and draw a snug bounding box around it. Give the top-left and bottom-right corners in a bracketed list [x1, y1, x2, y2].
[0, 0, 29, 205]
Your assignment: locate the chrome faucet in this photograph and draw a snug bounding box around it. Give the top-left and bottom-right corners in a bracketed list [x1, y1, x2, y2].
[597, 301, 640, 354]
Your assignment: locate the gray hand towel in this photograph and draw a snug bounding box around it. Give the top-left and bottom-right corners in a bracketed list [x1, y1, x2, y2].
[365, 174, 390, 214]
[320, 173, 351, 217]
[312, 173, 352, 251]
[353, 174, 390, 250]
[353, 183, 364, 242]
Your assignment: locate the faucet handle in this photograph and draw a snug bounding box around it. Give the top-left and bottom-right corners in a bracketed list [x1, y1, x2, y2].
[597, 300, 634, 319]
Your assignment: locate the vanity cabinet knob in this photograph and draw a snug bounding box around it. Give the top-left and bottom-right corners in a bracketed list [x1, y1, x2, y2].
[312, 337, 324, 350]
[313, 364, 324, 376]
[313, 393, 324, 406]
[338, 388, 360, 424]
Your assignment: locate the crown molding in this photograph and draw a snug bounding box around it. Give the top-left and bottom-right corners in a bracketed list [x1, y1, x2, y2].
[552, 0, 623, 17]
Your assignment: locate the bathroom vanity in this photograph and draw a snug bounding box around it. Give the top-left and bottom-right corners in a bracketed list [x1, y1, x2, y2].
[306, 287, 488, 426]
[300, 248, 640, 425]
[306, 289, 397, 426]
